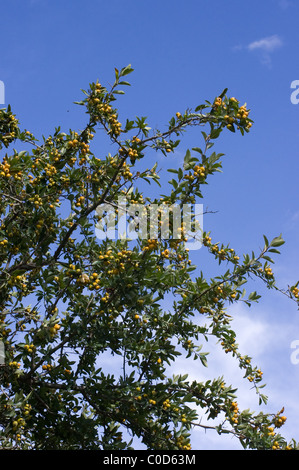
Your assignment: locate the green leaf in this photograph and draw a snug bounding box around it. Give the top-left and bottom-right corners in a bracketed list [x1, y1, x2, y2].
[169, 117, 175, 127]
[219, 88, 228, 99]
[195, 104, 208, 112]
[178, 167, 183, 181]
[210, 127, 222, 139]
[192, 147, 203, 154]
[119, 64, 134, 77]
[209, 152, 224, 165]
[199, 354, 208, 367]
[263, 235, 269, 248]
[169, 179, 178, 189]
[270, 234, 285, 247]
[262, 255, 274, 263]
[125, 119, 135, 131]
[259, 394, 268, 405]
[248, 291, 261, 302]
[268, 248, 281, 254]
[183, 150, 192, 169]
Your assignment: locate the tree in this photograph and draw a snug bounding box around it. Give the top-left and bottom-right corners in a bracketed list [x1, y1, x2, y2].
[0, 65, 298, 450]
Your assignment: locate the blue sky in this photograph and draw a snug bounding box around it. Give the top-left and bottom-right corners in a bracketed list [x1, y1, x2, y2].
[1, 0, 299, 450]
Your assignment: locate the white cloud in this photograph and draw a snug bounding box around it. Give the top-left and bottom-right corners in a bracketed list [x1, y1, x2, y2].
[247, 35, 283, 67]
[247, 35, 283, 53]
[166, 301, 299, 449]
[233, 35, 283, 67]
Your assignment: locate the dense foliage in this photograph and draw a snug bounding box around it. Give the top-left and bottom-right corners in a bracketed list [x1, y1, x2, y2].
[0, 65, 298, 450]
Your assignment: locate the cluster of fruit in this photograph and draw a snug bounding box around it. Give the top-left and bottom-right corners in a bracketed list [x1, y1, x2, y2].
[0, 111, 19, 148]
[230, 401, 239, 424]
[87, 83, 122, 137]
[291, 286, 299, 299]
[212, 96, 252, 132]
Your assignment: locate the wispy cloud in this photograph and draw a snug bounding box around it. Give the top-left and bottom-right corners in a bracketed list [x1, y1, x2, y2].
[247, 35, 283, 53]
[233, 35, 283, 67]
